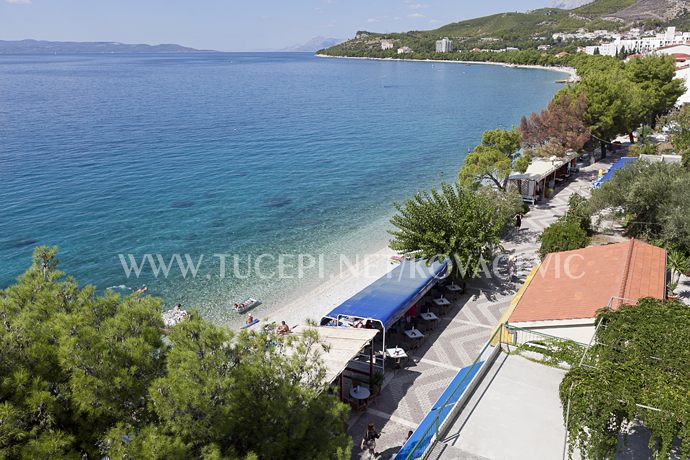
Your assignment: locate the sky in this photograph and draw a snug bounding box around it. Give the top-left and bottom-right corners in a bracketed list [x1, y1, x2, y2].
[1, 0, 554, 51]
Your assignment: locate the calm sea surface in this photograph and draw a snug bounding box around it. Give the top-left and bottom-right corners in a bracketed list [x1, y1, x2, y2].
[0, 52, 563, 323]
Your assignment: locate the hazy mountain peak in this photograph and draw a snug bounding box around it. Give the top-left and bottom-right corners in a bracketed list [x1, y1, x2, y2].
[282, 36, 345, 52]
[550, 0, 593, 8]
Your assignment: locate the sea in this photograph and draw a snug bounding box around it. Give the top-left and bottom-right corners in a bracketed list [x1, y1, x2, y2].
[0, 52, 564, 324]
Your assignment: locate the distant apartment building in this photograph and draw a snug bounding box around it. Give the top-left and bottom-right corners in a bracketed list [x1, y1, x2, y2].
[381, 40, 394, 51]
[537, 44, 551, 51]
[397, 46, 413, 54]
[435, 37, 453, 53]
[585, 27, 690, 56]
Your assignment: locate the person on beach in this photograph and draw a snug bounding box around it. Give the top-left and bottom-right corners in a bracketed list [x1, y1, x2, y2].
[246, 314, 254, 325]
[361, 423, 380, 459]
[515, 213, 522, 231]
[277, 321, 290, 336]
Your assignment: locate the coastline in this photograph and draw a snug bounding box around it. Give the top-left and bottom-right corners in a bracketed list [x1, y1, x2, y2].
[260, 245, 397, 328]
[248, 56, 573, 331]
[315, 53, 577, 80]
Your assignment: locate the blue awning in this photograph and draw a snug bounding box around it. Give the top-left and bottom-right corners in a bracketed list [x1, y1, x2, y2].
[592, 156, 636, 188]
[323, 258, 448, 329]
[397, 361, 484, 459]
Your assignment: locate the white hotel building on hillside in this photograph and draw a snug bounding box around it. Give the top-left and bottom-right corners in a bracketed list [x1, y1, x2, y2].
[585, 27, 690, 56]
[435, 37, 453, 53]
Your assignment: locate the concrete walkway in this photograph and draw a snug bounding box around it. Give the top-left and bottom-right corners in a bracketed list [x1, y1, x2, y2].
[347, 158, 611, 459]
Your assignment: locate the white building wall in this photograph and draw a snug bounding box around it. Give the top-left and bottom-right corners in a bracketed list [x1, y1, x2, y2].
[510, 319, 596, 345]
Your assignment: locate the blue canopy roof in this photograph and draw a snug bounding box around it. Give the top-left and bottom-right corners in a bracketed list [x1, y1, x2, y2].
[323, 258, 448, 329]
[397, 361, 483, 459]
[592, 156, 636, 188]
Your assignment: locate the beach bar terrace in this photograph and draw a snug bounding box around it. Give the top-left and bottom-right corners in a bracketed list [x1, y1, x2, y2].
[320, 258, 448, 375]
[509, 151, 578, 204]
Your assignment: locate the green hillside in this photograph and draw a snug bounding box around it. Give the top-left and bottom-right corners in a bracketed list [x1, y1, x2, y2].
[320, 0, 669, 57]
[573, 0, 636, 15]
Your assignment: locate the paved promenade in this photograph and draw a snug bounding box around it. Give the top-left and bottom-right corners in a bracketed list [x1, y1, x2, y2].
[348, 160, 606, 459]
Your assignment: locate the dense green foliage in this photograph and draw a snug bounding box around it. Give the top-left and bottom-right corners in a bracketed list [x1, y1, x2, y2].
[0, 247, 351, 459]
[538, 219, 590, 259]
[389, 183, 521, 279]
[625, 55, 685, 125]
[538, 194, 592, 258]
[459, 128, 522, 190]
[561, 298, 690, 459]
[590, 161, 690, 254]
[564, 193, 593, 235]
[556, 55, 681, 154]
[659, 105, 690, 168]
[561, 66, 643, 148]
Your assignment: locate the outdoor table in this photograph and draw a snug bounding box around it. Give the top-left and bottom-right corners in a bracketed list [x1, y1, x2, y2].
[386, 347, 408, 368]
[420, 312, 438, 321]
[446, 283, 464, 292]
[350, 386, 371, 406]
[404, 328, 424, 339]
[419, 311, 439, 331]
[433, 297, 451, 306]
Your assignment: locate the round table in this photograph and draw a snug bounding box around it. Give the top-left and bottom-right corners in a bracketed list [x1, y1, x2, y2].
[350, 386, 371, 400]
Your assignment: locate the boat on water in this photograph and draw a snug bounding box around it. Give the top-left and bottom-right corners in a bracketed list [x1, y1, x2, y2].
[233, 297, 261, 314]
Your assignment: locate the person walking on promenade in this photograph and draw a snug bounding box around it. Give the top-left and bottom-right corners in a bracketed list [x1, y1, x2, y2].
[361, 422, 380, 459]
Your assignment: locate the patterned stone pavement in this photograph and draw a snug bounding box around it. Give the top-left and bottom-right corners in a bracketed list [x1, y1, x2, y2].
[347, 158, 615, 460]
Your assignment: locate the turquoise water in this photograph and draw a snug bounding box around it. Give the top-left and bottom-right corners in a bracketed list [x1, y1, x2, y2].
[0, 53, 563, 322]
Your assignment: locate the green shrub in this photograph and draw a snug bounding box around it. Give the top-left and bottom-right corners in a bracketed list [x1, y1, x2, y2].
[564, 193, 592, 235]
[538, 219, 590, 259]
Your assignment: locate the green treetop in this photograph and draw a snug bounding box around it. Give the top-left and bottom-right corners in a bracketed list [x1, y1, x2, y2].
[624, 55, 685, 125]
[562, 67, 644, 153]
[389, 183, 520, 279]
[459, 128, 523, 190]
[0, 247, 351, 460]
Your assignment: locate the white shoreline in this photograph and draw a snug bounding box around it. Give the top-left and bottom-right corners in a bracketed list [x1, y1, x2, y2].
[315, 54, 577, 80]
[260, 245, 397, 328]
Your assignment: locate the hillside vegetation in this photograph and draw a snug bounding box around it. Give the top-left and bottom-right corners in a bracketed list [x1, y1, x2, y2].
[321, 0, 688, 56]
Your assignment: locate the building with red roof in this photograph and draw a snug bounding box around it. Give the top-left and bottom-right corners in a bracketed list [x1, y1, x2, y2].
[507, 239, 666, 343]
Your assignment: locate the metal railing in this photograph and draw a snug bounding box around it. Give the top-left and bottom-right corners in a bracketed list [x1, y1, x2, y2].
[504, 324, 588, 370]
[401, 324, 505, 460]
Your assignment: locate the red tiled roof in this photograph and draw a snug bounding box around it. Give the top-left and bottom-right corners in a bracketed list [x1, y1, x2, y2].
[509, 239, 666, 322]
[658, 43, 690, 51]
[672, 53, 690, 59]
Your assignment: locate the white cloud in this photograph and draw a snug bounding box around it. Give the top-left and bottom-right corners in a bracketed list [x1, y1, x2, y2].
[5, 0, 31, 4]
[367, 18, 380, 23]
[409, 3, 430, 9]
[408, 13, 426, 18]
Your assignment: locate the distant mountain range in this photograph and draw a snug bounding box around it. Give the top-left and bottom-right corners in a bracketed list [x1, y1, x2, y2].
[0, 40, 213, 54]
[282, 36, 346, 52]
